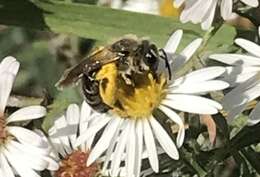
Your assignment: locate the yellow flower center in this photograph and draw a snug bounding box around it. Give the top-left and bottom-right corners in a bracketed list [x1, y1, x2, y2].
[160, 0, 182, 17]
[96, 63, 167, 119]
[55, 150, 99, 177]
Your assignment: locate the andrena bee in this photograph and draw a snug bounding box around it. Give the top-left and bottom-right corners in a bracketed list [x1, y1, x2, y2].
[56, 35, 171, 115]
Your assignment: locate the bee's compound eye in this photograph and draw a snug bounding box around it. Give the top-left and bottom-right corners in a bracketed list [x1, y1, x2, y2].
[145, 48, 157, 63]
[145, 53, 152, 58]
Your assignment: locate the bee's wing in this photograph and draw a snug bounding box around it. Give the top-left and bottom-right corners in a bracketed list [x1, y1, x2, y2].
[55, 58, 91, 90]
[56, 55, 120, 90]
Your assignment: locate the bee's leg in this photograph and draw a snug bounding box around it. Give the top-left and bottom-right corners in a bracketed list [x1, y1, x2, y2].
[158, 49, 172, 80]
[82, 62, 111, 113]
[82, 76, 111, 113]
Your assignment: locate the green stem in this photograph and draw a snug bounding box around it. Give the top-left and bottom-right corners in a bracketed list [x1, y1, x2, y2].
[181, 148, 207, 177]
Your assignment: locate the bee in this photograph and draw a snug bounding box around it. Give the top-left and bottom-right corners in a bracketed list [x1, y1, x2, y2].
[56, 35, 171, 113]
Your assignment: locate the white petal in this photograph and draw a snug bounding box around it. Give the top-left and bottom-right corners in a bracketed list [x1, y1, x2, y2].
[143, 118, 159, 173]
[0, 153, 15, 177]
[221, 0, 233, 20]
[248, 101, 260, 125]
[75, 114, 111, 147]
[180, 0, 204, 23]
[233, 85, 260, 105]
[135, 120, 143, 177]
[223, 66, 260, 86]
[201, 0, 217, 30]
[163, 94, 222, 114]
[66, 104, 80, 125]
[7, 106, 46, 123]
[3, 147, 41, 177]
[240, 0, 259, 7]
[170, 80, 229, 94]
[126, 120, 136, 177]
[111, 120, 131, 176]
[235, 38, 260, 58]
[170, 38, 203, 73]
[158, 105, 184, 125]
[227, 103, 247, 122]
[49, 136, 66, 158]
[4, 146, 41, 172]
[0, 56, 19, 75]
[79, 101, 91, 150]
[80, 101, 92, 122]
[164, 30, 183, 54]
[176, 125, 186, 147]
[66, 104, 80, 148]
[0, 73, 15, 114]
[102, 120, 122, 172]
[158, 105, 185, 147]
[44, 157, 59, 171]
[9, 140, 49, 157]
[189, 0, 213, 23]
[180, 38, 203, 61]
[172, 67, 226, 86]
[223, 79, 260, 121]
[210, 54, 260, 66]
[87, 117, 121, 166]
[222, 75, 260, 110]
[53, 116, 72, 154]
[6, 140, 48, 171]
[7, 126, 44, 147]
[149, 116, 179, 159]
[173, 0, 185, 7]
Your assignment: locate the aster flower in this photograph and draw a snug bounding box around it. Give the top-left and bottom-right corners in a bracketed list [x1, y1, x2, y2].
[210, 27, 260, 124]
[174, 0, 259, 30]
[47, 101, 113, 177]
[0, 56, 56, 177]
[76, 30, 229, 177]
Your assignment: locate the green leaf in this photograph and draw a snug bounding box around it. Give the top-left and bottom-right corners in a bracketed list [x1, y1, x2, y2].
[230, 122, 260, 150]
[241, 147, 260, 174]
[0, 0, 235, 48]
[233, 152, 253, 177]
[42, 87, 81, 132]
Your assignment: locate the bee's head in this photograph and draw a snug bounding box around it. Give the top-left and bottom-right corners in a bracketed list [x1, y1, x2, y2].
[111, 38, 163, 85]
[111, 38, 139, 56]
[140, 40, 159, 73]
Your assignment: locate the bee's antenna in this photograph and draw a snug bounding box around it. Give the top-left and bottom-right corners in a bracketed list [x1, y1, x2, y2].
[159, 49, 172, 80]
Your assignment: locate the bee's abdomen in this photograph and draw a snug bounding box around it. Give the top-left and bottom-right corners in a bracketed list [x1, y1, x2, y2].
[82, 75, 111, 113]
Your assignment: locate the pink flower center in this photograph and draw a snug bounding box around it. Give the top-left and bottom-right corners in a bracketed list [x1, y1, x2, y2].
[0, 117, 7, 144]
[55, 150, 99, 177]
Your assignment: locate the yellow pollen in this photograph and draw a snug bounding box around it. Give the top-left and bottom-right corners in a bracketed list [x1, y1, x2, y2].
[55, 150, 99, 177]
[96, 63, 167, 120]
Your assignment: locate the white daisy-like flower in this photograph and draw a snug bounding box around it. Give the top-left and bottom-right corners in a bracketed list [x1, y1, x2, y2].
[75, 30, 229, 177]
[210, 27, 260, 124]
[47, 101, 116, 177]
[174, 0, 259, 30]
[0, 56, 57, 177]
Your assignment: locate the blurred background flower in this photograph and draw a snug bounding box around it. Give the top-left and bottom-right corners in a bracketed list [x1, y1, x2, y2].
[173, 0, 258, 30]
[0, 56, 57, 177]
[210, 27, 260, 124]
